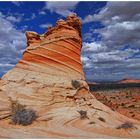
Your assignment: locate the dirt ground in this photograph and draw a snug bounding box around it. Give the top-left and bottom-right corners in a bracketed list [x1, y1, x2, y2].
[93, 88, 140, 120]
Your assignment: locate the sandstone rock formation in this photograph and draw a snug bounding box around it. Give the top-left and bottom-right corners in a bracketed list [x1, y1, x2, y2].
[0, 14, 140, 138]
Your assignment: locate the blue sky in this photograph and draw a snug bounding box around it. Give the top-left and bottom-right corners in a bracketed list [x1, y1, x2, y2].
[0, 1, 140, 82]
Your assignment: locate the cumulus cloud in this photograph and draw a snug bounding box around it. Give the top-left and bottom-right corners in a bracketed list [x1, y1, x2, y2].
[39, 11, 46, 15]
[82, 15, 95, 24]
[83, 2, 140, 48]
[82, 2, 140, 82]
[6, 15, 21, 23]
[40, 23, 52, 29]
[0, 11, 23, 23]
[45, 1, 79, 17]
[25, 13, 36, 21]
[0, 12, 26, 77]
[82, 44, 140, 82]
[81, 2, 140, 81]
[83, 2, 140, 24]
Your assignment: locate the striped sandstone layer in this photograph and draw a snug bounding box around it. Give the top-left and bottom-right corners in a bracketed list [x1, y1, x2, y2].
[17, 15, 84, 80]
[0, 14, 140, 138]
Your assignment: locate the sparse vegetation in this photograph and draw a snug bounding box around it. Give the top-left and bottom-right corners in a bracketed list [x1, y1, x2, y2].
[78, 110, 88, 119]
[71, 80, 81, 89]
[98, 117, 106, 122]
[9, 98, 37, 126]
[116, 122, 136, 130]
[11, 108, 37, 126]
[89, 121, 95, 124]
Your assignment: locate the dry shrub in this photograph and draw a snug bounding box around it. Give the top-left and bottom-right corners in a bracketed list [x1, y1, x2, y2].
[11, 109, 37, 126]
[9, 98, 37, 126]
[78, 110, 88, 119]
[116, 122, 136, 130]
[71, 80, 80, 89]
[89, 121, 95, 124]
[98, 117, 106, 122]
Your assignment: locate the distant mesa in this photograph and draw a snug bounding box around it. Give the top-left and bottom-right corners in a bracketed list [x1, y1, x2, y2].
[88, 81, 98, 85]
[117, 78, 140, 84]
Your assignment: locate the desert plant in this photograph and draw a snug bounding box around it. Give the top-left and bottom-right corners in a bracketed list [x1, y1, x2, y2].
[116, 122, 136, 130]
[77, 110, 88, 119]
[89, 121, 95, 124]
[11, 108, 37, 126]
[71, 80, 81, 89]
[9, 98, 37, 126]
[98, 117, 106, 122]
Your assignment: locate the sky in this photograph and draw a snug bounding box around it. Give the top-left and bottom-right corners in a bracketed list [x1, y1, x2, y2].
[0, 1, 140, 82]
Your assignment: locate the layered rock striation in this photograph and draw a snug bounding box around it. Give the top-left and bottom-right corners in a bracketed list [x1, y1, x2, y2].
[18, 14, 84, 80]
[0, 14, 140, 138]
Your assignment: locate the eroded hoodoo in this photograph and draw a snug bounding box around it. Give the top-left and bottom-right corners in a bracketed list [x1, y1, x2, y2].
[0, 14, 139, 138]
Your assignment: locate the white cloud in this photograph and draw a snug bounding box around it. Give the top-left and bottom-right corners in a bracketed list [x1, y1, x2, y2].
[11, 2, 22, 6]
[0, 12, 26, 76]
[40, 23, 52, 29]
[83, 2, 140, 24]
[0, 11, 23, 23]
[45, 1, 79, 17]
[82, 42, 107, 53]
[82, 41, 140, 81]
[81, 2, 140, 81]
[39, 11, 46, 15]
[31, 13, 36, 19]
[6, 15, 21, 23]
[25, 13, 36, 21]
[82, 15, 95, 24]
